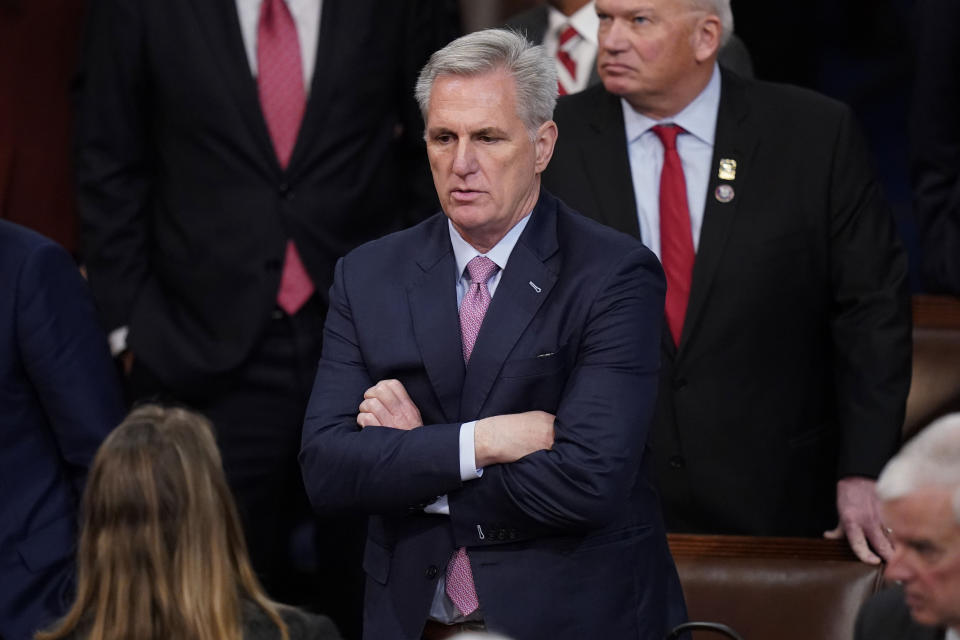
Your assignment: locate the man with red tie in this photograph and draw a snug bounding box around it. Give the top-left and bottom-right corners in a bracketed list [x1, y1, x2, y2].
[75, 0, 456, 634]
[300, 28, 685, 640]
[543, 0, 911, 563]
[505, 0, 754, 96]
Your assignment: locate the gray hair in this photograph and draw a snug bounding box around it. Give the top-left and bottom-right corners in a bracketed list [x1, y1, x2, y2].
[688, 0, 734, 47]
[414, 29, 557, 138]
[877, 413, 960, 523]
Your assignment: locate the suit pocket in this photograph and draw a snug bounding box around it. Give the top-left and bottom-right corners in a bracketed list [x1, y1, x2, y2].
[362, 539, 391, 585]
[500, 344, 571, 379]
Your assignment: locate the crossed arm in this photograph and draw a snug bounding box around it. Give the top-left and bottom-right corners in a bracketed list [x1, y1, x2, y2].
[357, 379, 554, 468]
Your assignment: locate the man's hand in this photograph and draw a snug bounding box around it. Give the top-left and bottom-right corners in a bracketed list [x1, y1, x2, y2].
[824, 476, 893, 564]
[474, 411, 555, 467]
[357, 379, 423, 430]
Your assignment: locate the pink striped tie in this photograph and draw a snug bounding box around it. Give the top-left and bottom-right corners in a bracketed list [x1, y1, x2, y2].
[556, 24, 579, 96]
[258, 0, 315, 315]
[446, 256, 499, 615]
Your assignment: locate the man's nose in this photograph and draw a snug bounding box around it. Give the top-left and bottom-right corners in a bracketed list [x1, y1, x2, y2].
[452, 140, 478, 176]
[884, 548, 912, 583]
[600, 19, 629, 53]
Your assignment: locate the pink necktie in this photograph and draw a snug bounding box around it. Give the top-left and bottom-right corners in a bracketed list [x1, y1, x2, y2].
[258, 0, 315, 315]
[556, 24, 579, 96]
[652, 124, 694, 346]
[447, 256, 499, 615]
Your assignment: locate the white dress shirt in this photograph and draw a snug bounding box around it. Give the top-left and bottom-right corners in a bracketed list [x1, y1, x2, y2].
[426, 212, 532, 622]
[622, 64, 721, 259]
[235, 0, 322, 93]
[543, 1, 598, 94]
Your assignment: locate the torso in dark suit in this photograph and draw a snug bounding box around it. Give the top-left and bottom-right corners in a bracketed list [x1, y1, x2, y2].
[300, 191, 685, 640]
[543, 69, 911, 535]
[855, 587, 945, 640]
[75, 0, 452, 389]
[911, 0, 960, 295]
[0, 221, 124, 640]
[505, 3, 755, 83]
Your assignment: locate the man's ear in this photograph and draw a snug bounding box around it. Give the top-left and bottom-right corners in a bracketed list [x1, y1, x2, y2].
[534, 120, 559, 174]
[692, 14, 722, 63]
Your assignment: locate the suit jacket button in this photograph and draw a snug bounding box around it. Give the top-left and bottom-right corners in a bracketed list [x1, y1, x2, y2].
[673, 377, 687, 391]
[669, 455, 686, 469]
[425, 565, 439, 579]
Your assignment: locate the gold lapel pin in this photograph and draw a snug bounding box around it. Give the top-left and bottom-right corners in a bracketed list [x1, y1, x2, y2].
[718, 158, 737, 181]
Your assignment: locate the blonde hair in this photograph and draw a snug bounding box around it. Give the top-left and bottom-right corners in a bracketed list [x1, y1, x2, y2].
[37, 405, 289, 640]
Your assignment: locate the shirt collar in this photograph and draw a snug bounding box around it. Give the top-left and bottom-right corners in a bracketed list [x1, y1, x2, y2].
[547, 1, 599, 47]
[448, 213, 532, 280]
[622, 63, 721, 146]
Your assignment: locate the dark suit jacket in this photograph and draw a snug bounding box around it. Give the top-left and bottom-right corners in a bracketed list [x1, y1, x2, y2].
[543, 69, 911, 535]
[910, 0, 960, 295]
[75, 0, 453, 390]
[855, 587, 945, 640]
[300, 191, 685, 639]
[505, 3, 754, 82]
[0, 221, 124, 640]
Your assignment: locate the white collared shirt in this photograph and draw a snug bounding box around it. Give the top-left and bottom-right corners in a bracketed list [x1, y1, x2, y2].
[622, 63, 721, 259]
[544, 1, 599, 94]
[235, 0, 322, 94]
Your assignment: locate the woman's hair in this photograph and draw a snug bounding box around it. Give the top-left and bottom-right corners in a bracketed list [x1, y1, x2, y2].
[37, 405, 288, 640]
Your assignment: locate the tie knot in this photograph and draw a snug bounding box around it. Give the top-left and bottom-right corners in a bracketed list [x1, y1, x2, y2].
[466, 255, 499, 285]
[652, 124, 684, 150]
[559, 24, 579, 47]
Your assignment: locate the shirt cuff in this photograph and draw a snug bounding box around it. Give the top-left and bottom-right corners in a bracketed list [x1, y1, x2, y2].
[108, 326, 129, 357]
[459, 421, 483, 481]
[423, 422, 484, 516]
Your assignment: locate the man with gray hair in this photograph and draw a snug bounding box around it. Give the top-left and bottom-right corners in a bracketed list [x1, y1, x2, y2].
[301, 28, 685, 640]
[543, 0, 910, 562]
[854, 413, 960, 640]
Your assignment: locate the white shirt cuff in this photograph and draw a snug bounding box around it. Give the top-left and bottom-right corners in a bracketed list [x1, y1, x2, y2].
[423, 422, 484, 516]
[108, 326, 129, 357]
[459, 421, 483, 481]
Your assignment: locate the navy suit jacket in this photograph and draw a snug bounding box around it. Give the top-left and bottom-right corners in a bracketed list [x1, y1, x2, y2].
[855, 587, 945, 640]
[0, 221, 124, 640]
[301, 191, 684, 639]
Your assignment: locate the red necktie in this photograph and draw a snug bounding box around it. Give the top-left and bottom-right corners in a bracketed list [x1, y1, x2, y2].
[445, 256, 500, 616]
[556, 24, 579, 96]
[258, 0, 315, 315]
[652, 124, 694, 346]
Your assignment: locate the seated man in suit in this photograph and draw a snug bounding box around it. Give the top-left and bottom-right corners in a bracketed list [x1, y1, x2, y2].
[543, 0, 911, 563]
[855, 413, 960, 640]
[300, 28, 685, 640]
[0, 220, 124, 640]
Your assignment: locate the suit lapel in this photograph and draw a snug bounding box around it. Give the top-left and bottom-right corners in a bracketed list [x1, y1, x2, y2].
[187, 0, 278, 173]
[460, 195, 560, 420]
[678, 70, 758, 353]
[407, 217, 465, 423]
[287, 0, 343, 175]
[583, 89, 641, 238]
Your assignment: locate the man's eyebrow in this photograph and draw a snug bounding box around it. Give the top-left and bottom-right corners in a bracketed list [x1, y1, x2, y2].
[473, 127, 508, 137]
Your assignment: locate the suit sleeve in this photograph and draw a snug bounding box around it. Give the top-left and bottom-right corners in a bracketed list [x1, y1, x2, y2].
[299, 258, 464, 515]
[74, 0, 151, 332]
[449, 248, 665, 544]
[910, 0, 960, 295]
[828, 107, 911, 479]
[17, 242, 125, 497]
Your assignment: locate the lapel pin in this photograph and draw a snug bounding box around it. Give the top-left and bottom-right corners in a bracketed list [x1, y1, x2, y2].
[715, 184, 735, 203]
[528, 281, 542, 293]
[718, 158, 737, 181]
